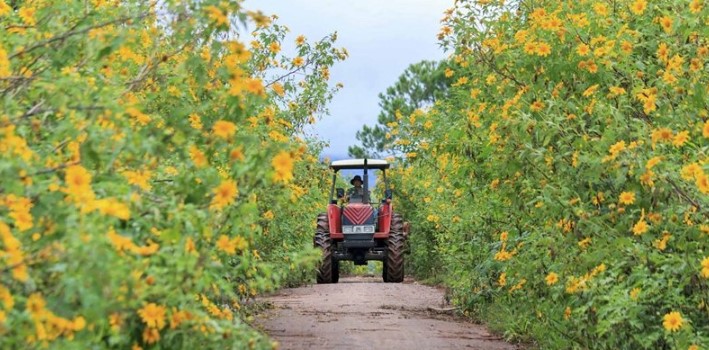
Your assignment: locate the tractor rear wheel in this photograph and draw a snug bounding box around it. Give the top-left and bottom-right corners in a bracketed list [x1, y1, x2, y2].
[315, 213, 337, 284]
[384, 213, 405, 283]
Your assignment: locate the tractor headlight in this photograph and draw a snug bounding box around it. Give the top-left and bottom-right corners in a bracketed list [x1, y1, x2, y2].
[362, 225, 375, 233]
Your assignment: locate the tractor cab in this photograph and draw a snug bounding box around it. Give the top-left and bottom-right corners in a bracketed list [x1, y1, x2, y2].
[329, 158, 391, 203]
[328, 159, 392, 239]
[314, 158, 407, 284]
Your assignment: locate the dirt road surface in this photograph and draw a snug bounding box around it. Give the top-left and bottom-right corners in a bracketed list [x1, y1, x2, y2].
[255, 276, 520, 350]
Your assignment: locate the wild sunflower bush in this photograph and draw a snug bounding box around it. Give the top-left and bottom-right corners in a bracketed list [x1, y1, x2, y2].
[0, 0, 344, 348]
[387, 0, 709, 348]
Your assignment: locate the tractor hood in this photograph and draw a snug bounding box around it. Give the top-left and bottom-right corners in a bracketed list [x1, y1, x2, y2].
[342, 203, 376, 226]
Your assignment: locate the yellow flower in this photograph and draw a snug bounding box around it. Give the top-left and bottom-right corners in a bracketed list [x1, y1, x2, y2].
[188, 114, 203, 130]
[189, 145, 208, 167]
[662, 311, 684, 332]
[690, 0, 703, 14]
[656, 43, 669, 62]
[18, 6, 36, 26]
[229, 148, 245, 161]
[163, 166, 178, 176]
[653, 232, 671, 251]
[585, 60, 598, 73]
[216, 234, 247, 255]
[578, 237, 592, 249]
[0, 1, 11, 16]
[65, 165, 92, 189]
[632, 218, 649, 236]
[142, 327, 161, 344]
[658, 16, 674, 33]
[0, 46, 10, 78]
[630, 0, 647, 15]
[122, 170, 152, 191]
[681, 163, 703, 180]
[269, 42, 281, 54]
[245, 77, 265, 97]
[701, 256, 709, 278]
[63, 165, 96, 203]
[545, 272, 559, 286]
[107, 227, 135, 253]
[621, 41, 633, 54]
[696, 174, 709, 194]
[535, 42, 551, 57]
[125, 107, 151, 126]
[498, 272, 506, 286]
[646, 156, 661, 169]
[271, 82, 285, 97]
[210, 179, 238, 210]
[292, 56, 305, 67]
[272, 151, 294, 183]
[494, 249, 513, 261]
[640, 171, 655, 188]
[564, 306, 572, 320]
[72, 316, 86, 331]
[608, 141, 626, 159]
[95, 198, 131, 220]
[651, 127, 673, 144]
[582, 84, 599, 97]
[263, 210, 275, 220]
[629, 287, 641, 300]
[499, 231, 508, 241]
[295, 35, 306, 46]
[170, 308, 192, 329]
[672, 130, 690, 147]
[530, 100, 544, 112]
[130, 241, 160, 256]
[212, 120, 237, 139]
[205, 5, 228, 27]
[0, 285, 13, 310]
[26, 293, 46, 317]
[593, 3, 609, 16]
[703, 120, 709, 138]
[184, 237, 196, 254]
[138, 303, 166, 330]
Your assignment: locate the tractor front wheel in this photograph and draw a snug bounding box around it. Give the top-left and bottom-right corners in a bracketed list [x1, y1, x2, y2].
[315, 213, 338, 284]
[384, 213, 405, 283]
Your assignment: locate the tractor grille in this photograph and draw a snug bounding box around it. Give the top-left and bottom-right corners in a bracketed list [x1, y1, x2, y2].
[343, 204, 374, 225]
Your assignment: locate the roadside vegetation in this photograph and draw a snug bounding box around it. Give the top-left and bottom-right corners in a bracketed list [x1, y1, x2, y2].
[0, 1, 345, 348]
[353, 0, 709, 348]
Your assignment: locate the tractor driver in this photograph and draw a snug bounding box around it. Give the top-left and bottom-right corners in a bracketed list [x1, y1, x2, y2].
[346, 175, 367, 203]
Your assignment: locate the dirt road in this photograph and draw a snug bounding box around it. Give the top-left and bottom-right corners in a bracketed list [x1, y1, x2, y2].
[255, 276, 520, 350]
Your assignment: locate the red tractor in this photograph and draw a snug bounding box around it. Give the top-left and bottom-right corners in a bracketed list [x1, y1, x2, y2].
[314, 159, 409, 283]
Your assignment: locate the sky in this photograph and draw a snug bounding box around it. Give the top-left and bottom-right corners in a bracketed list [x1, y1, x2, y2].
[242, 0, 451, 161]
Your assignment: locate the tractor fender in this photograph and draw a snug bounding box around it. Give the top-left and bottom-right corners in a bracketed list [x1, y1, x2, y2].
[327, 204, 343, 239]
[378, 203, 392, 235]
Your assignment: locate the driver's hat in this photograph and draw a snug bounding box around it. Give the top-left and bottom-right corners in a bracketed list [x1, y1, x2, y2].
[350, 175, 363, 185]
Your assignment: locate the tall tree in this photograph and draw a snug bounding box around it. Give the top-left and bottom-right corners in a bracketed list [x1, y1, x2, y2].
[348, 60, 449, 158]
